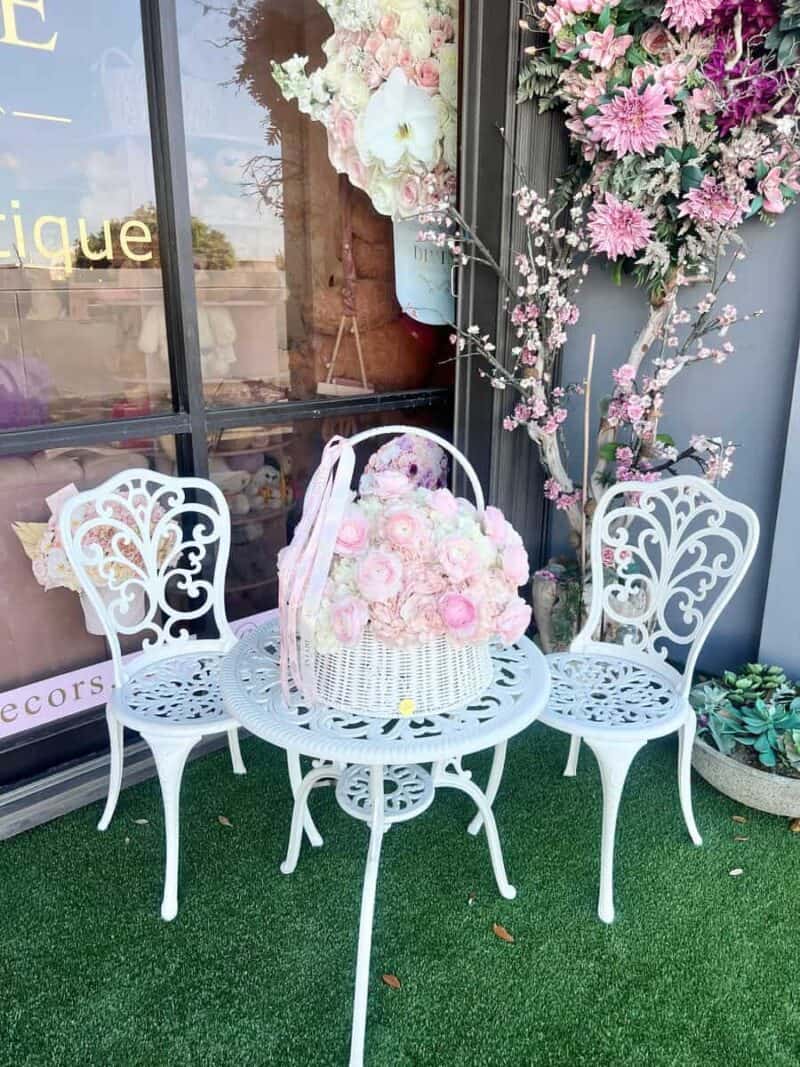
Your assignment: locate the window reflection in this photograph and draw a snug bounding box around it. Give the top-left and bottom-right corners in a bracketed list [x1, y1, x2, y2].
[177, 0, 456, 405]
[0, 2, 172, 428]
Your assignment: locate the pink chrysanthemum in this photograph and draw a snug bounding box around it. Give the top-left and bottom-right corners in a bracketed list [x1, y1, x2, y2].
[678, 176, 751, 227]
[588, 195, 653, 260]
[586, 84, 676, 157]
[664, 0, 722, 32]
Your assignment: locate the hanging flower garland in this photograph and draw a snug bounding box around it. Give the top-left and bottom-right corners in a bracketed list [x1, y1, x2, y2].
[519, 0, 800, 295]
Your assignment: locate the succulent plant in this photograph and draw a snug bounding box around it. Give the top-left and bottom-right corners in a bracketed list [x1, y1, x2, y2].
[720, 663, 789, 708]
[781, 729, 800, 772]
[729, 698, 800, 769]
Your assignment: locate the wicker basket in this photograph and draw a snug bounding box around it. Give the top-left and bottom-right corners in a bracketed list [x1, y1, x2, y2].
[284, 425, 497, 718]
[300, 627, 494, 718]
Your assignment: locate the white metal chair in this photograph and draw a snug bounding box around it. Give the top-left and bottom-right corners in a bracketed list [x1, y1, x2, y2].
[541, 476, 759, 921]
[59, 468, 248, 920]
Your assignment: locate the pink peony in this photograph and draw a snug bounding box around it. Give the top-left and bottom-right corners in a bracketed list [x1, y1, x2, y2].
[502, 544, 530, 586]
[430, 488, 459, 516]
[330, 595, 369, 647]
[495, 597, 532, 645]
[663, 0, 721, 33]
[588, 194, 653, 260]
[678, 176, 750, 227]
[586, 84, 675, 157]
[438, 536, 482, 582]
[483, 505, 508, 545]
[580, 25, 633, 70]
[356, 549, 403, 602]
[438, 591, 479, 640]
[382, 505, 427, 550]
[335, 505, 370, 556]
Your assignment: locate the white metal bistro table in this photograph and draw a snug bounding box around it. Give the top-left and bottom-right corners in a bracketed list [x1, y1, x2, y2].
[221, 612, 549, 1067]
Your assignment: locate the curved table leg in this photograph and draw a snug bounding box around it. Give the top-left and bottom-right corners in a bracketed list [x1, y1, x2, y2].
[435, 766, 516, 900]
[287, 749, 323, 848]
[280, 765, 336, 875]
[349, 765, 386, 1067]
[467, 741, 507, 837]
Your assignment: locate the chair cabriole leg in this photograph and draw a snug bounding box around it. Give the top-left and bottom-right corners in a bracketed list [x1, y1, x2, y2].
[584, 737, 645, 924]
[98, 706, 124, 832]
[287, 750, 323, 847]
[564, 735, 581, 777]
[227, 726, 246, 775]
[143, 732, 198, 922]
[678, 712, 702, 846]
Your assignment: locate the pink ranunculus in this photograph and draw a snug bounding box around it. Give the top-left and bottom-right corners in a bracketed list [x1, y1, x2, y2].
[502, 544, 530, 587]
[373, 470, 413, 498]
[640, 23, 673, 57]
[438, 536, 482, 582]
[430, 488, 459, 516]
[335, 505, 370, 556]
[399, 175, 421, 212]
[330, 595, 369, 647]
[438, 591, 479, 641]
[483, 505, 508, 546]
[333, 107, 356, 150]
[356, 549, 403, 602]
[415, 58, 440, 90]
[382, 505, 426, 550]
[495, 597, 532, 645]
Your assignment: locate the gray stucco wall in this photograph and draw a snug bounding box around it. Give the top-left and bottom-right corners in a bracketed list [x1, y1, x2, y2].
[547, 211, 800, 674]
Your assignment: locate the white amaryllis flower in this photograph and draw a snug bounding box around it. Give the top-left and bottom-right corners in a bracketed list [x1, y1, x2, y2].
[359, 68, 440, 171]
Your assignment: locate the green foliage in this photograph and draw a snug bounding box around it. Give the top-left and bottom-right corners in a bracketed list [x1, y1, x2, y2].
[691, 663, 800, 771]
[517, 57, 562, 107]
[766, 1, 800, 68]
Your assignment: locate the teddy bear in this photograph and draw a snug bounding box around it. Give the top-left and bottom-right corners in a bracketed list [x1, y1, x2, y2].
[244, 456, 284, 512]
[208, 456, 250, 516]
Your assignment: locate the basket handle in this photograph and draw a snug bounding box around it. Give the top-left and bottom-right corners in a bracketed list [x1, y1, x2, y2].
[347, 424, 486, 512]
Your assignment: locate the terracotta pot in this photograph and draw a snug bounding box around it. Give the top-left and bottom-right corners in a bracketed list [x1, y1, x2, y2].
[692, 736, 800, 817]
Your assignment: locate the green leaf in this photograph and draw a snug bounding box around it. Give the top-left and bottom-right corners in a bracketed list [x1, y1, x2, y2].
[680, 165, 704, 192]
[598, 3, 612, 31]
[682, 143, 698, 162]
[611, 259, 624, 286]
[745, 195, 763, 219]
[598, 442, 620, 461]
[656, 433, 675, 447]
[755, 159, 769, 182]
[664, 146, 682, 164]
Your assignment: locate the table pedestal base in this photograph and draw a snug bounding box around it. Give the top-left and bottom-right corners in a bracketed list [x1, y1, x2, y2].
[280, 756, 516, 1067]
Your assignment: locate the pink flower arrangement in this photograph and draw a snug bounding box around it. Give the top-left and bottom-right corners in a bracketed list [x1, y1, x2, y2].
[586, 84, 676, 157]
[359, 432, 449, 495]
[313, 449, 531, 652]
[588, 194, 653, 260]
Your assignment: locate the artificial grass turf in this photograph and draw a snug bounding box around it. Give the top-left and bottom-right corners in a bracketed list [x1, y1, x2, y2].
[2, 724, 799, 1067]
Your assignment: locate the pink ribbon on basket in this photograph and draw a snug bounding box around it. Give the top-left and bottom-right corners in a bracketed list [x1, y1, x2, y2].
[278, 436, 356, 703]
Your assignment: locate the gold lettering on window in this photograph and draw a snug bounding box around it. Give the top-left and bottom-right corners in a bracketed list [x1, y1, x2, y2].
[0, 0, 57, 52]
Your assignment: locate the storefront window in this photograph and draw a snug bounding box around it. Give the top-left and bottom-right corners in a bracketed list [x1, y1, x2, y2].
[176, 1, 457, 405]
[0, 2, 175, 429]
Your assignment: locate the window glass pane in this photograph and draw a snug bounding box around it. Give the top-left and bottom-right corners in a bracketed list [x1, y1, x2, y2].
[0, 438, 161, 741]
[212, 405, 454, 621]
[0, 2, 171, 429]
[176, 1, 457, 406]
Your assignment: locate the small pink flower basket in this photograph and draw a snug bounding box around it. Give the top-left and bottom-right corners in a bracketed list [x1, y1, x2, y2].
[279, 426, 531, 718]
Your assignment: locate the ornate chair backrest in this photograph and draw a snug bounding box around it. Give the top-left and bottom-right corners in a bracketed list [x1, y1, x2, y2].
[574, 476, 759, 695]
[59, 469, 234, 687]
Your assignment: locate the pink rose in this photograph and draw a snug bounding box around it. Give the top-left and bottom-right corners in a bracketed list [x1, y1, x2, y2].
[364, 30, 385, 55]
[502, 544, 529, 587]
[382, 506, 426, 550]
[330, 595, 369, 647]
[438, 591, 479, 641]
[641, 24, 673, 57]
[346, 152, 369, 190]
[438, 536, 482, 582]
[399, 175, 421, 212]
[335, 505, 370, 556]
[430, 488, 458, 517]
[376, 38, 413, 78]
[495, 597, 532, 645]
[379, 12, 398, 35]
[429, 14, 454, 39]
[356, 549, 403, 601]
[333, 107, 356, 150]
[373, 470, 413, 499]
[483, 505, 508, 546]
[415, 58, 440, 90]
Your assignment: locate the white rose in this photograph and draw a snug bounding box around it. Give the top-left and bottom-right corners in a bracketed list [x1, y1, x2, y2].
[399, 9, 429, 36]
[369, 173, 402, 217]
[379, 0, 421, 12]
[339, 70, 371, 111]
[443, 115, 457, 170]
[406, 28, 433, 61]
[438, 43, 458, 108]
